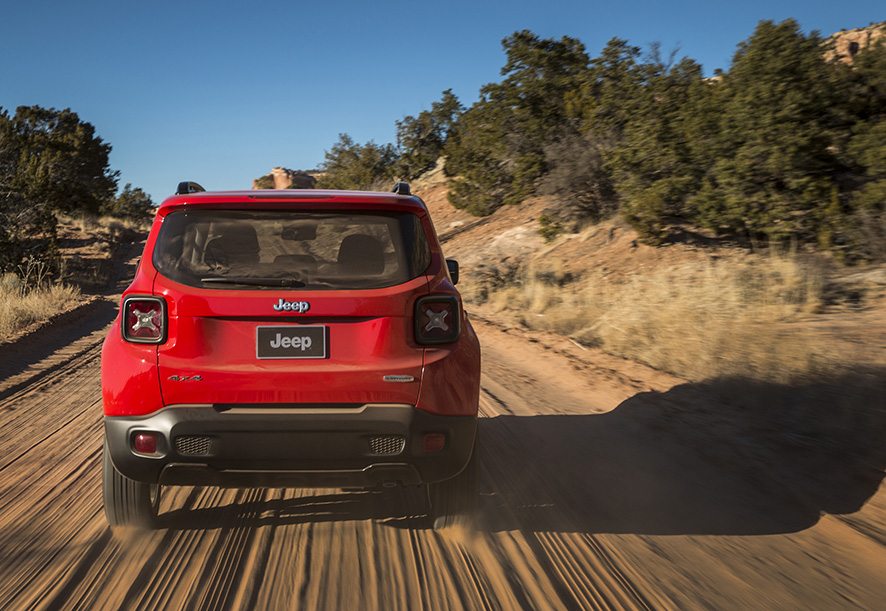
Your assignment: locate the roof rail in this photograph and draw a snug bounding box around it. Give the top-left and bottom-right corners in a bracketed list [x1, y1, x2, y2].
[392, 181, 411, 196]
[176, 181, 206, 195]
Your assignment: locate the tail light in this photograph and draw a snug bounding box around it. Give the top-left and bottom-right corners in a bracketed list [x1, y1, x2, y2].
[415, 295, 460, 345]
[122, 296, 167, 344]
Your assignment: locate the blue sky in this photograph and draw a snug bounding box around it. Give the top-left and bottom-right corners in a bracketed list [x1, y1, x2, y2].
[1, 0, 882, 202]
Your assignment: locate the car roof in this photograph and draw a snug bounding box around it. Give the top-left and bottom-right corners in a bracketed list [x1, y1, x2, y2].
[157, 189, 426, 213]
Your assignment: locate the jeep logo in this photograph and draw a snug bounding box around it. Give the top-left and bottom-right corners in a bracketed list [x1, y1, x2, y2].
[269, 333, 313, 350]
[257, 326, 326, 359]
[273, 298, 310, 313]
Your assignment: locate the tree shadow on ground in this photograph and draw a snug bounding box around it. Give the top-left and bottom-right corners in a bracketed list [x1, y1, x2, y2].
[160, 368, 885, 536]
[476, 368, 885, 535]
[0, 299, 117, 400]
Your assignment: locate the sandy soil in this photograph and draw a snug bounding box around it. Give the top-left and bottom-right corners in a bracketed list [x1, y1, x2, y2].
[0, 257, 883, 609]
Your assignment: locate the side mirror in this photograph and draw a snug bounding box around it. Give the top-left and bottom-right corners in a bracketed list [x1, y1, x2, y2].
[446, 258, 460, 285]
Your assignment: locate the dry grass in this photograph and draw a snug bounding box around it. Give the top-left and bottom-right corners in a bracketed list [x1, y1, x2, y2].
[0, 213, 146, 342]
[478, 254, 847, 382]
[0, 273, 81, 341]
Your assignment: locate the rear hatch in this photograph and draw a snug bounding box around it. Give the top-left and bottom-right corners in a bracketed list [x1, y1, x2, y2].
[152, 207, 431, 407]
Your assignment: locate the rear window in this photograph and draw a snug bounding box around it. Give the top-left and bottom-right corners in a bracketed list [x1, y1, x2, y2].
[153, 210, 431, 290]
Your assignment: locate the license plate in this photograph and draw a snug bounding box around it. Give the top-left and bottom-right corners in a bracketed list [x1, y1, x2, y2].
[256, 325, 327, 359]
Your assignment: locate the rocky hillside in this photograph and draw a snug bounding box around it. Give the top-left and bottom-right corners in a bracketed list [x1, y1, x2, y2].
[826, 22, 885, 63]
[252, 167, 319, 190]
[410, 167, 886, 382]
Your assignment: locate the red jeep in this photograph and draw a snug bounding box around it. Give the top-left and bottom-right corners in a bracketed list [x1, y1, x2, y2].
[101, 181, 481, 529]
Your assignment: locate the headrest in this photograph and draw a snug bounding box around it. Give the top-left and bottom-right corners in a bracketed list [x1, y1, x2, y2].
[206, 224, 260, 265]
[337, 234, 384, 275]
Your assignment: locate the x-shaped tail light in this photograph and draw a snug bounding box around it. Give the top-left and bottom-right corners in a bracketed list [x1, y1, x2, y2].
[423, 308, 449, 332]
[131, 309, 159, 333]
[415, 296, 460, 345]
[122, 296, 167, 344]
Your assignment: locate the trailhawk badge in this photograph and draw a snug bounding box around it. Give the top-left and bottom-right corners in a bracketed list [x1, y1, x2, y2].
[273, 298, 310, 313]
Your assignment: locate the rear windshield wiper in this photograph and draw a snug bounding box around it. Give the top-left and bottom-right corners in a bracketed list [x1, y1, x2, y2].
[200, 276, 306, 288]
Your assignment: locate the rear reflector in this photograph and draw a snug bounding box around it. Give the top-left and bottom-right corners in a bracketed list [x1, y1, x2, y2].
[414, 295, 460, 345]
[122, 296, 166, 344]
[132, 432, 158, 454]
[422, 433, 446, 454]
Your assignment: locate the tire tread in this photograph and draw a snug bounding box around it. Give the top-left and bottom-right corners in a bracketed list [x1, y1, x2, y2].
[102, 439, 158, 528]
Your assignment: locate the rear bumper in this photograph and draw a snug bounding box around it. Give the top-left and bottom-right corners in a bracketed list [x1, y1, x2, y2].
[104, 404, 476, 488]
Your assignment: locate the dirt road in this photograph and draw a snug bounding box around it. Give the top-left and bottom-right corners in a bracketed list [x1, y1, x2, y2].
[0, 296, 884, 609]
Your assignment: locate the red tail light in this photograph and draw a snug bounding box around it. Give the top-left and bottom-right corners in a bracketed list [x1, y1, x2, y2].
[122, 296, 167, 344]
[415, 295, 460, 345]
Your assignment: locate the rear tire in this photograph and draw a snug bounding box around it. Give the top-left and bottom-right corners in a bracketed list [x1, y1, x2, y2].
[428, 433, 479, 530]
[103, 439, 160, 529]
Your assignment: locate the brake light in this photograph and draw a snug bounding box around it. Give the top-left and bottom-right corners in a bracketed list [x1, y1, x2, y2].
[122, 296, 167, 344]
[414, 295, 460, 345]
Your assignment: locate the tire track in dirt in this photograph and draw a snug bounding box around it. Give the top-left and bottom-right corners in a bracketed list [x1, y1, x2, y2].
[477, 385, 661, 610]
[0, 315, 667, 610]
[0, 314, 884, 609]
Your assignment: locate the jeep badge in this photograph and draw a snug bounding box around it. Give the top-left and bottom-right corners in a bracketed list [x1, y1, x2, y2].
[273, 298, 310, 313]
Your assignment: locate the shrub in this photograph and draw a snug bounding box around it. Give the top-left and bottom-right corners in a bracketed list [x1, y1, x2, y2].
[395, 90, 462, 180]
[315, 134, 398, 190]
[102, 183, 154, 221]
[539, 130, 617, 226]
[253, 174, 275, 189]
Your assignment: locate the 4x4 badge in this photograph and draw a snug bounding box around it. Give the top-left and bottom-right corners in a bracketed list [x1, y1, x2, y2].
[273, 298, 310, 313]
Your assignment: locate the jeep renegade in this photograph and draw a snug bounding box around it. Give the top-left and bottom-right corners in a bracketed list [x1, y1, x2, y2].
[101, 181, 481, 529]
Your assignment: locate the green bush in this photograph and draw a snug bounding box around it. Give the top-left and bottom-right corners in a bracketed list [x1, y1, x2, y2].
[537, 214, 564, 242]
[315, 134, 398, 190]
[102, 183, 154, 221]
[253, 174, 275, 189]
[395, 90, 462, 180]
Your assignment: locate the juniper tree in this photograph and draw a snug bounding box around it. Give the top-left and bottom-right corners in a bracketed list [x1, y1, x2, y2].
[316, 133, 398, 190]
[396, 90, 462, 180]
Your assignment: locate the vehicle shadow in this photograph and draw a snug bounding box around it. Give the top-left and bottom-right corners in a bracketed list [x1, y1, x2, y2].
[161, 368, 885, 536]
